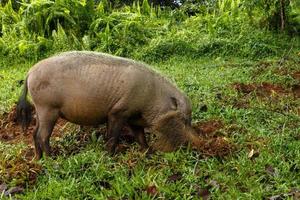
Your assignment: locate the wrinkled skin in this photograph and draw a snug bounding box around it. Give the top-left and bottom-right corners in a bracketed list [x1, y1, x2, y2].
[17, 51, 201, 159]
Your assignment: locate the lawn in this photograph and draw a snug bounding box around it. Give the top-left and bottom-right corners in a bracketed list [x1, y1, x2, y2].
[0, 52, 299, 199]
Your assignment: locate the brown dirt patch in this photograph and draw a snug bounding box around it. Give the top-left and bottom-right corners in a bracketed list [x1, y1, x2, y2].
[232, 81, 300, 103]
[292, 71, 300, 81]
[192, 120, 235, 157]
[193, 120, 224, 136]
[0, 106, 69, 188]
[257, 83, 287, 96]
[292, 84, 300, 98]
[0, 105, 67, 146]
[233, 82, 287, 97]
[0, 147, 42, 187]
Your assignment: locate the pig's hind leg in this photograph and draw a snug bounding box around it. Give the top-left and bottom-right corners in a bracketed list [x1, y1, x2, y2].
[34, 106, 59, 159]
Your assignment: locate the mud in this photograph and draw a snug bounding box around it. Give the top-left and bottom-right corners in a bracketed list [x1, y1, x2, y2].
[292, 84, 300, 98]
[0, 106, 68, 188]
[233, 82, 300, 102]
[292, 71, 300, 81]
[0, 105, 67, 146]
[193, 120, 224, 137]
[233, 71, 300, 99]
[192, 120, 235, 157]
[233, 82, 287, 97]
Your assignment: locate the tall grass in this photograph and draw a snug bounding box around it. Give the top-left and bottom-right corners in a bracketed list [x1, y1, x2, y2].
[0, 0, 299, 63]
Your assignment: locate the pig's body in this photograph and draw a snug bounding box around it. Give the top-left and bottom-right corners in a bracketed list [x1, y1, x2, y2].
[17, 51, 200, 159]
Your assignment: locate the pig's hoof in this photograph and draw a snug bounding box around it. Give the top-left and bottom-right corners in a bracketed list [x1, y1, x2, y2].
[106, 141, 117, 155]
[144, 147, 155, 158]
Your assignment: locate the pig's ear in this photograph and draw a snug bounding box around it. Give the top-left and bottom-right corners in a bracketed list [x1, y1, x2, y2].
[170, 97, 178, 110]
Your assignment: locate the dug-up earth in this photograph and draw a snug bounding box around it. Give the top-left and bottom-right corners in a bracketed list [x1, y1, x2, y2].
[231, 70, 300, 114]
[233, 69, 300, 98]
[0, 105, 235, 194]
[0, 106, 234, 157]
[232, 81, 300, 98]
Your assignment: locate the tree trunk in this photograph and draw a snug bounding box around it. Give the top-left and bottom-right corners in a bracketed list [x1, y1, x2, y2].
[280, 0, 286, 31]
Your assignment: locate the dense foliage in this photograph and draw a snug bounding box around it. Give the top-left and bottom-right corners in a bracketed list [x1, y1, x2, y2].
[0, 0, 299, 63]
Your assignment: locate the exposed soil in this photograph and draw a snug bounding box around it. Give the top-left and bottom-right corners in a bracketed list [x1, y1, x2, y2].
[292, 84, 300, 98]
[292, 71, 300, 81]
[233, 71, 300, 99]
[0, 106, 69, 188]
[1, 107, 235, 158]
[233, 82, 287, 97]
[192, 120, 235, 157]
[0, 106, 236, 189]
[0, 105, 67, 146]
[193, 120, 224, 137]
[233, 81, 300, 101]
[0, 147, 42, 185]
[257, 83, 287, 96]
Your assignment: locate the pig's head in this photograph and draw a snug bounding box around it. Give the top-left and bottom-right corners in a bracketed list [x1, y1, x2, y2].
[153, 95, 201, 152]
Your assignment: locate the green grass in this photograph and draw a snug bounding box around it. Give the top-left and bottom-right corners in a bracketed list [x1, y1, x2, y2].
[0, 51, 300, 199]
[0, 62, 33, 113]
[1, 0, 300, 198]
